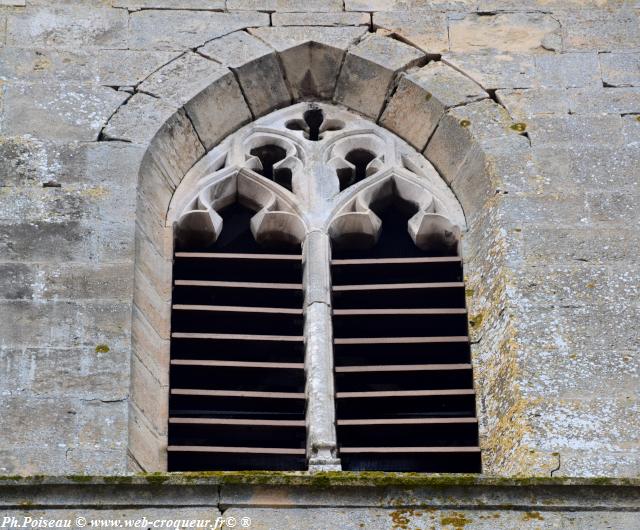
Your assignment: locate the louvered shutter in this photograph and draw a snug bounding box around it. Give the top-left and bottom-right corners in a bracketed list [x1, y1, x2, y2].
[168, 204, 306, 471]
[332, 207, 481, 472]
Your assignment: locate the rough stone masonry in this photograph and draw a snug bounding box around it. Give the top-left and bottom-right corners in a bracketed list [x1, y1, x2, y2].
[0, 0, 638, 527]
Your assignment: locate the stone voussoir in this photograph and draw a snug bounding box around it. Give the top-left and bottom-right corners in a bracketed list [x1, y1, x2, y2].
[198, 31, 291, 118]
[424, 98, 518, 186]
[138, 51, 252, 150]
[249, 26, 367, 100]
[380, 61, 489, 151]
[334, 34, 426, 120]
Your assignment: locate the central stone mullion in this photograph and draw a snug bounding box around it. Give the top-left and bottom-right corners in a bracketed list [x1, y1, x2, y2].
[303, 230, 341, 471]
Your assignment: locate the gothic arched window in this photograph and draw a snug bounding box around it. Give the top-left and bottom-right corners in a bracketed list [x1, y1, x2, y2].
[166, 103, 480, 473]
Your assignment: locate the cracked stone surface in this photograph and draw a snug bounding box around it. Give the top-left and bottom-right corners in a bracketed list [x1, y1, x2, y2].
[0, 0, 638, 495]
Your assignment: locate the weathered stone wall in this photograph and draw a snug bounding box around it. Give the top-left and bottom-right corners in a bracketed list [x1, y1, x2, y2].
[0, 0, 638, 479]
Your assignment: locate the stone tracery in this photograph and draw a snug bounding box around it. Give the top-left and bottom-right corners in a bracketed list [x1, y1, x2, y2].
[169, 102, 465, 250]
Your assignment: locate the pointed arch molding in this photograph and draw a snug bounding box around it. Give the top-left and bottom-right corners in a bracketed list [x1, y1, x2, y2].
[103, 31, 532, 474]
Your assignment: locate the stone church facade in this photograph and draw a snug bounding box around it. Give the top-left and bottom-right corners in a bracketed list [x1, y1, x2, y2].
[0, 0, 638, 528]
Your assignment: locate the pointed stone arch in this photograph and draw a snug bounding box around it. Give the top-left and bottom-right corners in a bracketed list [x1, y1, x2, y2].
[100, 30, 533, 474]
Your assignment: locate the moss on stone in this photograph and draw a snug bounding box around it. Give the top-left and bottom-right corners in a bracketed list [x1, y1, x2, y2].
[143, 473, 170, 485]
[67, 475, 93, 483]
[0, 472, 638, 489]
[95, 344, 110, 353]
[103, 476, 134, 484]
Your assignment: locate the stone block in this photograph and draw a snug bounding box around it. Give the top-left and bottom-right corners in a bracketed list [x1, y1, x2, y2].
[566, 305, 640, 352]
[526, 115, 625, 148]
[199, 32, 290, 117]
[132, 305, 170, 387]
[0, 262, 133, 302]
[373, 11, 449, 54]
[451, 135, 530, 222]
[587, 191, 637, 224]
[0, 139, 144, 189]
[272, 12, 370, 27]
[0, 299, 131, 350]
[0, 217, 135, 263]
[520, 226, 640, 263]
[496, 89, 570, 120]
[517, 344, 639, 401]
[135, 228, 172, 300]
[346, 0, 476, 9]
[0, 181, 135, 229]
[0, 83, 128, 141]
[622, 114, 640, 146]
[114, 0, 225, 9]
[523, 398, 639, 453]
[135, 206, 174, 267]
[138, 52, 252, 150]
[556, 449, 640, 478]
[0, 47, 92, 82]
[6, 7, 128, 48]
[0, 346, 129, 401]
[129, 402, 167, 471]
[600, 52, 640, 87]
[131, 353, 168, 436]
[0, 0, 25, 5]
[449, 13, 561, 54]
[478, 0, 618, 9]
[531, 145, 639, 192]
[133, 267, 171, 340]
[560, 9, 640, 52]
[228, 0, 342, 10]
[443, 53, 537, 90]
[514, 260, 637, 309]
[499, 192, 588, 227]
[568, 87, 640, 115]
[334, 34, 425, 119]
[534, 52, 601, 89]
[0, 396, 127, 450]
[128, 10, 269, 50]
[424, 99, 514, 185]
[250, 26, 367, 100]
[0, 47, 179, 87]
[380, 61, 488, 150]
[95, 50, 180, 87]
[481, 137, 535, 194]
[0, 447, 68, 475]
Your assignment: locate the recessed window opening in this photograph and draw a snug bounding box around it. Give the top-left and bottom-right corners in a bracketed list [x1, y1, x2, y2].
[331, 201, 480, 473]
[249, 144, 293, 191]
[337, 149, 377, 191]
[168, 202, 306, 472]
